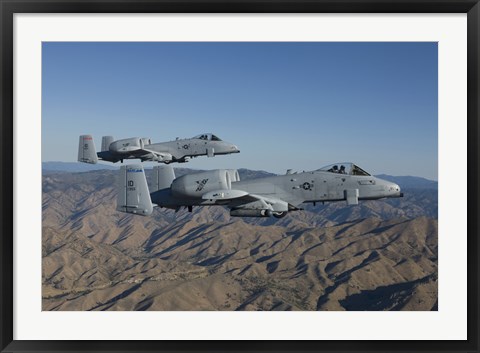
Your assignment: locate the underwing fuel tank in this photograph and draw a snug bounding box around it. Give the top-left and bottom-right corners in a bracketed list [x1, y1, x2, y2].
[230, 209, 272, 217]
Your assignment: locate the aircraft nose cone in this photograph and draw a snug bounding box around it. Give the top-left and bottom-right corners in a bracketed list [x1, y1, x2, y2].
[389, 183, 401, 195]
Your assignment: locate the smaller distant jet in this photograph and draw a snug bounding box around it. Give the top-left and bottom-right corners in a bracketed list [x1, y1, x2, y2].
[116, 162, 403, 218]
[78, 133, 240, 164]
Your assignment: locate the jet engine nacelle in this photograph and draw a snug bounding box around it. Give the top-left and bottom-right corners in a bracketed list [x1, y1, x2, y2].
[225, 169, 240, 182]
[171, 170, 235, 198]
[109, 137, 150, 154]
[140, 137, 152, 146]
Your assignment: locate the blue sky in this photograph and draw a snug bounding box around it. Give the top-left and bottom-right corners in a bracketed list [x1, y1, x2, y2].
[42, 42, 438, 180]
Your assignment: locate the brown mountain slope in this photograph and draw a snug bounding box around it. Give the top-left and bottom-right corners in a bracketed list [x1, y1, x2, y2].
[42, 171, 437, 311]
[43, 214, 437, 311]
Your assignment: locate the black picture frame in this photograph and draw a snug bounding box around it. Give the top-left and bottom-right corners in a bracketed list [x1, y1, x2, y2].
[1, 1, 478, 352]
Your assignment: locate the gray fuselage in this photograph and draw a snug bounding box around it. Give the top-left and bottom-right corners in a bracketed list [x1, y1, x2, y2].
[147, 138, 239, 161]
[151, 170, 402, 209]
[95, 134, 239, 164]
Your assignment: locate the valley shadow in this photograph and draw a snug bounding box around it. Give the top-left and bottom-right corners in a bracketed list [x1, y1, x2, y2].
[339, 274, 435, 311]
[88, 282, 144, 311]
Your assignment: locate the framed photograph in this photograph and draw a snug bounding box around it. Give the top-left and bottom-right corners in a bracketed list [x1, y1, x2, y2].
[1, 0, 478, 352]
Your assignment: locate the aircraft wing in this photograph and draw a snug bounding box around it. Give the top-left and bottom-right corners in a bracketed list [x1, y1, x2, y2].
[202, 189, 249, 200]
[129, 148, 173, 162]
[202, 189, 289, 212]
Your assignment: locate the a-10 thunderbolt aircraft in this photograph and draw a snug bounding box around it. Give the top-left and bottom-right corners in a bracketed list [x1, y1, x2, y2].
[78, 133, 240, 164]
[116, 162, 403, 218]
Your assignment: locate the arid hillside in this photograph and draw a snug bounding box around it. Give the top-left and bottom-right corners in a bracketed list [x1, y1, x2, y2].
[42, 168, 437, 311]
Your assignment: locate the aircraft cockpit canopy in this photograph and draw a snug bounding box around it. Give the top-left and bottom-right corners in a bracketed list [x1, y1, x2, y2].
[193, 133, 222, 141]
[318, 163, 371, 176]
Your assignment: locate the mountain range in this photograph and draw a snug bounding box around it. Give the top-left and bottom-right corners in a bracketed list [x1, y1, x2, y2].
[42, 164, 438, 311]
[42, 162, 438, 189]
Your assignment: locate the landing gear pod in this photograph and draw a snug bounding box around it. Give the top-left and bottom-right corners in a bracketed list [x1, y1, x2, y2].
[207, 147, 215, 157]
[345, 189, 359, 205]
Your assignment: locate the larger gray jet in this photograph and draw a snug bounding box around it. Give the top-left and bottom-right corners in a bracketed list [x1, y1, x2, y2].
[78, 133, 240, 164]
[116, 162, 403, 218]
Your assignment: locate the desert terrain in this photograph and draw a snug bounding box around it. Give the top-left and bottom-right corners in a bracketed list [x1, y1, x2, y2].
[42, 165, 438, 311]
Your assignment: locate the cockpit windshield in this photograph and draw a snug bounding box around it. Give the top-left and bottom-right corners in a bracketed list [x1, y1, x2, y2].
[317, 163, 370, 176]
[193, 133, 222, 141]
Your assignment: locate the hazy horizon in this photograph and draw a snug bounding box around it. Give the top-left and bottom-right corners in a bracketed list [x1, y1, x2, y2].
[41, 160, 438, 181]
[42, 42, 438, 179]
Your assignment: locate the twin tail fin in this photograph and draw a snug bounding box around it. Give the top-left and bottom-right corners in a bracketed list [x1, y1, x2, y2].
[78, 135, 98, 164]
[117, 164, 153, 216]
